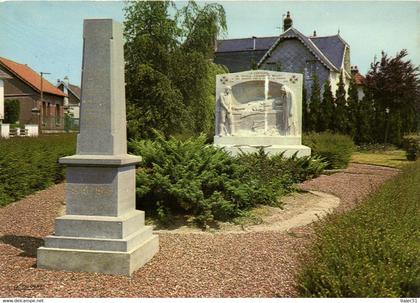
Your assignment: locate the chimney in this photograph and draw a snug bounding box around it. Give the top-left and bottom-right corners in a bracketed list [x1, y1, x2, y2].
[283, 11, 293, 32]
[63, 76, 69, 108]
[63, 75, 69, 88]
[351, 66, 359, 75]
[252, 36, 257, 50]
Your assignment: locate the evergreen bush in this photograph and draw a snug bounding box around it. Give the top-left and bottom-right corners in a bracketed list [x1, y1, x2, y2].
[4, 99, 20, 124]
[129, 134, 327, 226]
[303, 132, 355, 169]
[402, 134, 420, 161]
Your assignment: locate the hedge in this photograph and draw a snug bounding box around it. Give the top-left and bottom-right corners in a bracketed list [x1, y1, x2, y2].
[0, 134, 76, 206]
[402, 134, 420, 161]
[298, 161, 420, 297]
[303, 132, 355, 169]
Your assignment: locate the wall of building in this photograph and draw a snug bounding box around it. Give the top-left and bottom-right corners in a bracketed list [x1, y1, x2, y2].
[3, 77, 64, 130]
[329, 71, 350, 98]
[0, 79, 4, 120]
[260, 38, 330, 99]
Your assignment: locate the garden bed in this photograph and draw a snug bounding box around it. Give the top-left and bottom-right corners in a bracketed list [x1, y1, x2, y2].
[0, 163, 399, 297]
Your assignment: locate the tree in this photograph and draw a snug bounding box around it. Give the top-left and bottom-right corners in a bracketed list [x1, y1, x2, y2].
[320, 80, 335, 132]
[308, 74, 322, 132]
[346, 78, 359, 138]
[302, 85, 309, 132]
[354, 88, 375, 144]
[124, 1, 227, 139]
[4, 99, 20, 124]
[333, 73, 348, 133]
[365, 49, 420, 144]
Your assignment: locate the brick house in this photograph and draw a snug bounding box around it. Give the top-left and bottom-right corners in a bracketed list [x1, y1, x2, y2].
[214, 12, 352, 98]
[0, 57, 66, 132]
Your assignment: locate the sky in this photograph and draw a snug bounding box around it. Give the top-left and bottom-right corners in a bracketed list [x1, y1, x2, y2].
[0, 0, 418, 87]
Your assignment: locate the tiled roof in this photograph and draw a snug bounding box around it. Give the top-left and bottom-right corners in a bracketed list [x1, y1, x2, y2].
[216, 29, 348, 71]
[0, 57, 66, 97]
[57, 81, 81, 100]
[68, 84, 81, 99]
[216, 36, 277, 52]
[353, 72, 366, 85]
[0, 68, 12, 79]
[310, 35, 346, 70]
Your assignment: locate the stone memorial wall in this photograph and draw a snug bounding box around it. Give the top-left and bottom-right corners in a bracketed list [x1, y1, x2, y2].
[214, 70, 310, 156]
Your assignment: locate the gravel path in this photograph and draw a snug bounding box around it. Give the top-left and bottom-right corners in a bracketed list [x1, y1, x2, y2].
[0, 163, 399, 297]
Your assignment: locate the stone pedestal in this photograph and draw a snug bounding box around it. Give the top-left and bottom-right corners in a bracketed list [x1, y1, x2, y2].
[37, 19, 158, 276]
[214, 135, 311, 156]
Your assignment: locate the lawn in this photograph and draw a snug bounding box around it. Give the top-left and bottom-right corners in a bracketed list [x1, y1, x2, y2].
[351, 149, 408, 168]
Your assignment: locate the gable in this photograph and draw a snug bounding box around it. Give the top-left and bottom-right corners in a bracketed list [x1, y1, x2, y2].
[258, 28, 338, 72]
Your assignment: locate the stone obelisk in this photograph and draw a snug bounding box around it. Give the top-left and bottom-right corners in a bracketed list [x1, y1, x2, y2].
[37, 19, 159, 276]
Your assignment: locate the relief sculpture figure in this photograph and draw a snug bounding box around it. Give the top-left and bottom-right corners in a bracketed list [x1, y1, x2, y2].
[216, 86, 234, 136]
[283, 86, 298, 135]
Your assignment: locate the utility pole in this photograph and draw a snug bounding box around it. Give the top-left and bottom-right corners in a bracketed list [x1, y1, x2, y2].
[32, 71, 50, 135]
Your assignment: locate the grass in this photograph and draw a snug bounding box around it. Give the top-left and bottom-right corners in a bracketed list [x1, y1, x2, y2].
[298, 160, 420, 297]
[351, 149, 408, 168]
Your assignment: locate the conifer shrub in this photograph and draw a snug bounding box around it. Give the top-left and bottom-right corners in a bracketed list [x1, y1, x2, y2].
[4, 99, 20, 124]
[298, 161, 420, 297]
[402, 134, 420, 161]
[0, 134, 76, 206]
[303, 132, 355, 169]
[129, 134, 327, 226]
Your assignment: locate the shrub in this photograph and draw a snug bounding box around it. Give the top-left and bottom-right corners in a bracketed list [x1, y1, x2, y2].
[402, 134, 420, 161]
[0, 134, 76, 206]
[4, 99, 20, 124]
[130, 134, 327, 226]
[303, 132, 355, 169]
[298, 161, 420, 297]
[238, 148, 327, 184]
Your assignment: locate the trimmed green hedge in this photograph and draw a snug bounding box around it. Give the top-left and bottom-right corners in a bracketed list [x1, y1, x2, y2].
[0, 134, 76, 206]
[129, 134, 326, 226]
[303, 132, 355, 169]
[298, 161, 420, 297]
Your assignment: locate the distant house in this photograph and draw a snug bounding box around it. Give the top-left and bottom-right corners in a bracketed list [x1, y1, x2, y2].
[214, 12, 352, 98]
[57, 76, 81, 119]
[351, 66, 366, 100]
[0, 57, 66, 132]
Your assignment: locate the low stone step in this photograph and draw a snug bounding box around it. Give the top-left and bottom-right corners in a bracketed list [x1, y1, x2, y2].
[38, 235, 159, 276]
[45, 226, 153, 252]
[54, 210, 145, 239]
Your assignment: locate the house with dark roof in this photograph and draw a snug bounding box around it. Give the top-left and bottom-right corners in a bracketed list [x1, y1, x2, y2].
[0, 57, 67, 132]
[57, 76, 81, 119]
[214, 12, 352, 98]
